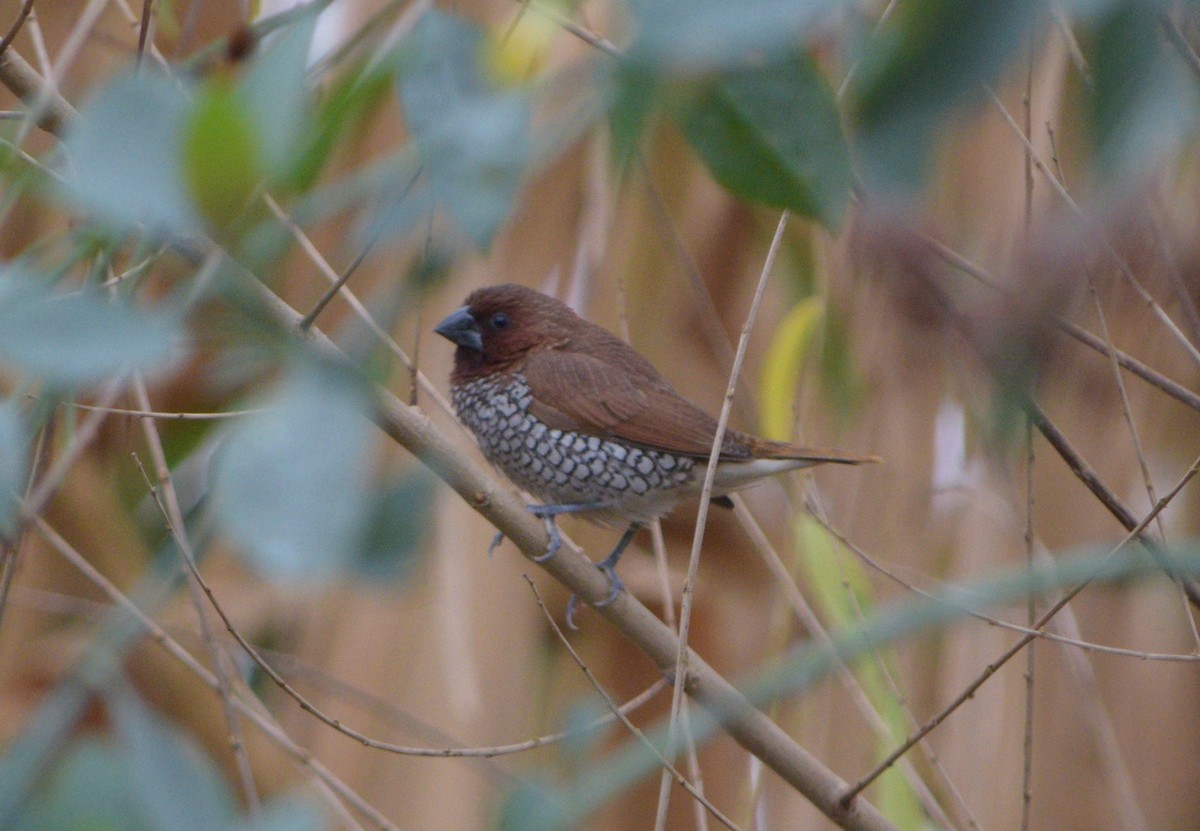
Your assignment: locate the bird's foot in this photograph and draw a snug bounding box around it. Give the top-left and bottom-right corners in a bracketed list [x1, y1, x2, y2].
[527, 501, 608, 563]
[563, 522, 641, 630]
[487, 531, 506, 558]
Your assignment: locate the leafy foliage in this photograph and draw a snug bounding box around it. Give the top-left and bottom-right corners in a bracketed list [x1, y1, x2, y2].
[4, 0, 1200, 828]
[396, 10, 533, 247]
[0, 265, 183, 386]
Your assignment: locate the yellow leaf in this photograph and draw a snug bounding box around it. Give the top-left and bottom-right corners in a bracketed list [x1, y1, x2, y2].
[759, 296, 824, 441]
[482, 11, 559, 88]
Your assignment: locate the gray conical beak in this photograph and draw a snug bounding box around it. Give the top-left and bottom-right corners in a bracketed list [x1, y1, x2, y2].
[434, 306, 483, 351]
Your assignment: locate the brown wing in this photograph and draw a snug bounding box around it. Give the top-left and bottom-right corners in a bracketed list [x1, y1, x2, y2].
[522, 349, 753, 460]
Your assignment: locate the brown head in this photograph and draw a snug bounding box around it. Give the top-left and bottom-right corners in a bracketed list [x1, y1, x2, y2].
[434, 284, 662, 386]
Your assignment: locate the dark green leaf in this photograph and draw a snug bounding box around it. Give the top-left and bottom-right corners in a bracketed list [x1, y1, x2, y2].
[676, 52, 852, 227]
[0, 267, 184, 386]
[184, 82, 265, 229]
[607, 62, 660, 170]
[213, 361, 374, 580]
[0, 399, 27, 536]
[61, 72, 199, 234]
[351, 469, 433, 579]
[852, 0, 1044, 194]
[1088, 2, 1199, 185]
[108, 686, 235, 831]
[397, 11, 531, 247]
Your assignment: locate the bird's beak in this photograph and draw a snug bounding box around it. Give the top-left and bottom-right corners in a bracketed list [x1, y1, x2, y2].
[434, 306, 483, 351]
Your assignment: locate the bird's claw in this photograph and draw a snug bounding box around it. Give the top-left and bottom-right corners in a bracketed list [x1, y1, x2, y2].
[529, 508, 562, 563]
[595, 558, 625, 607]
[487, 531, 506, 558]
[564, 556, 625, 630]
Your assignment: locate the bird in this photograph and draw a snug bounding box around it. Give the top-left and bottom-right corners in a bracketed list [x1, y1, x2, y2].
[435, 283, 878, 625]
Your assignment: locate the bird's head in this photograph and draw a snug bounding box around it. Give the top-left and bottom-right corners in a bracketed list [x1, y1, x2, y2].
[435, 284, 580, 380]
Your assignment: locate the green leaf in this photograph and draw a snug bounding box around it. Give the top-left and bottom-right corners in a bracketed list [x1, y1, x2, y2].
[61, 72, 199, 234]
[1088, 1, 1199, 186]
[351, 469, 433, 579]
[676, 51, 852, 227]
[397, 10, 531, 247]
[626, 0, 840, 69]
[107, 686, 236, 831]
[852, 0, 1043, 194]
[17, 737, 152, 831]
[0, 399, 28, 536]
[183, 82, 265, 229]
[288, 64, 393, 192]
[607, 62, 660, 170]
[0, 267, 184, 386]
[232, 796, 324, 831]
[238, 14, 318, 179]
[213, 361, 375, 580]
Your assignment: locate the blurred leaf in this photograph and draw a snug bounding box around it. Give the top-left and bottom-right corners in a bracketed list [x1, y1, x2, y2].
[607, 62, 660, 170]
[107, 685, 235, 831]
[759, 296, 823, 441]
[0, 398, 28, 536]
[558, 701, 607, 762]
[626, 0, 840, 70]
[232, 795, 324, 831]
[818, 305, 862, 423]
[239, 14, 318, 179]
[677, 52, 851, 226]
[0, 266, 184, 386]
[1088, 1, 1200, 186]
[498, 780, 572, 831]
[397, 10, 532, 247]
[213, 361, 375, 580]
[61, 72, 199, 234]
[184, 82, 264, 229]
[17, 737, 152, 831]
[482, 11, 560, 88]
[500, 539, 1200, 830]
[288, 64, 393, 192]
[852, 0, 1043, 194]
[792, 516, 921, 827]
[351, 469, 433, 579]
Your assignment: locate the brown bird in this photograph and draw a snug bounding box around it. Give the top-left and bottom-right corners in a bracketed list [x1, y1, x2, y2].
[435, 284, 877, 624]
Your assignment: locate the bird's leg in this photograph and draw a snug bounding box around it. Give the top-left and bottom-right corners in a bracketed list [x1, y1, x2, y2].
[486, 502, 607, 561]
[565, 521, 642, 630]
[527, 501, 608, 563]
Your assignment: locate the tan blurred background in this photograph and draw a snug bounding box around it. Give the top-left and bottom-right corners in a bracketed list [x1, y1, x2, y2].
[2, 1, 1200, 829]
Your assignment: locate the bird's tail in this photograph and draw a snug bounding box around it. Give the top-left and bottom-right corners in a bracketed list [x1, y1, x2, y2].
[746, 438, 882, 465]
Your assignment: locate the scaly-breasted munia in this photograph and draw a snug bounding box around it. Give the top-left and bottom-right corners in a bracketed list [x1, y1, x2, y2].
[435, 284, 877, 623]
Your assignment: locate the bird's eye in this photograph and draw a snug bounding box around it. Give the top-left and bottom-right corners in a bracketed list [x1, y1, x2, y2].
[489, 312, 510, 330]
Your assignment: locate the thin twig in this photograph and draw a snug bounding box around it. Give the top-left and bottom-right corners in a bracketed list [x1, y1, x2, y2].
[525, 577, 743, 831]
[657, 212, 788, 826]
[0, 0, 36, 59]
[135, 0, 153, 68]
[838, 452, 1200, 803]
[919, 229, 1200, 415]
[987, 88, 1200, 370]
[733, 498, 968, 831]
[27, 514, 396, 831]
[130, 376, 262, 816]
[65, 402, 264, 420]
[0, 411, 55, 637]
